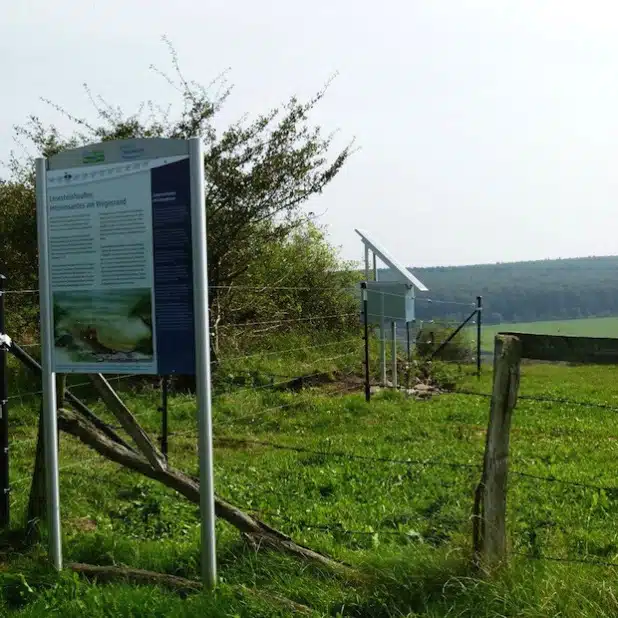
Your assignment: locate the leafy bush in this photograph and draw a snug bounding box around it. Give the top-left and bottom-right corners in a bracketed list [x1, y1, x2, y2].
[214, 222, 360, 356]
[418, 360, 462, 391]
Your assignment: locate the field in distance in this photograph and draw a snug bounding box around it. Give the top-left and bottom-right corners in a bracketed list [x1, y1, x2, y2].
[481, 316, 618, 351]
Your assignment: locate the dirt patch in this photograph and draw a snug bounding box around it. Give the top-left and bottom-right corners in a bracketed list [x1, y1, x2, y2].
[272, 371, 365, 395]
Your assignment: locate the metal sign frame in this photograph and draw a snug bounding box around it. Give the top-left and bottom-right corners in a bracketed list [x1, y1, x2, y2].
[36, 137, 217, 588]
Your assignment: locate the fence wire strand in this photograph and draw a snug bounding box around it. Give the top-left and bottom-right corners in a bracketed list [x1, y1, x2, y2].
[4, 284, 475, 306]
[514, 551, 618, 569]
[12, 289, 618, 574]
[7, 374, 140, 402]
[213, 436, 480, 470]
[257, 511, 471, 538]
[454, 388, 618, 415]
[214, 337, 361, 365]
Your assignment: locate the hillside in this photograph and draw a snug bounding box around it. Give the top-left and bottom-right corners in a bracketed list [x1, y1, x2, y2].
[379, 255, 618, 324]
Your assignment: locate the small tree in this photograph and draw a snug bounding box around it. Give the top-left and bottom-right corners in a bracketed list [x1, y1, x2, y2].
[0, 181, 39, 339]
[3, 39, 355, 357]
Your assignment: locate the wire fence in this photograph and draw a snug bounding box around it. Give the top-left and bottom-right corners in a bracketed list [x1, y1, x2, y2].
[3, 283, 483, 400]
[221, 381, 618, 570]
[14, 283, 616, 574]
[0, 286, 479, 572]
[6, 351, 618, 571]
[451, 376, 618, 569]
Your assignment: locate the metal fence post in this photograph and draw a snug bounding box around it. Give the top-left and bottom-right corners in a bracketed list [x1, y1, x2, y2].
[379, 293, 386, 386]
[391, 321, 398, 389]
[476, 296, 483, 379]
[0, 275, 8, 528]
[361, 283, 371, 403]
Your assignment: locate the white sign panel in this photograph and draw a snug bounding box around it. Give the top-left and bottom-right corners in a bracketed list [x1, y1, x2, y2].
[46, 156, 193, 374]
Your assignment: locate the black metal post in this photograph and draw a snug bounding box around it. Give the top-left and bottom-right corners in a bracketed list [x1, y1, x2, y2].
[361, 283, 371, 403]
[0, 275, 9, 528]
[160, 375, 169, 461]
[476, 296, 482, 379]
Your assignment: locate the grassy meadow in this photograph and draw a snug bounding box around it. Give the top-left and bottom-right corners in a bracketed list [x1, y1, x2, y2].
[481, 316, 618, 351]
[4, 333, 618, 616]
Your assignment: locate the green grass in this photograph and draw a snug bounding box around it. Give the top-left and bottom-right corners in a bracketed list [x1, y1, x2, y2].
[5, 339, 618, 615]
[481, 316, 618, 351]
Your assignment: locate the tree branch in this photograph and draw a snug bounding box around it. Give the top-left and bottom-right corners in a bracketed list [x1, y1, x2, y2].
[88, 374, 167, 471]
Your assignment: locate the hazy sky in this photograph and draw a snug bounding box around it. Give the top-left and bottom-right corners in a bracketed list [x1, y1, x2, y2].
[3, 1, 618, 268]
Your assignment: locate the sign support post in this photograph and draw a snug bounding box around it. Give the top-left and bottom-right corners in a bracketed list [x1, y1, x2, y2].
[35, 156, 63, 571]
[189, 137, 217, 589]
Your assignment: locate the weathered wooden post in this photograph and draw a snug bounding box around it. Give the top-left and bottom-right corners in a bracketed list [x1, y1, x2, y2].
[474, 334, 521, 571]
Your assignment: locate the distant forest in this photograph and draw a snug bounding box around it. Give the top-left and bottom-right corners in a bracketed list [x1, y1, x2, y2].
[377, 256, 618, 325]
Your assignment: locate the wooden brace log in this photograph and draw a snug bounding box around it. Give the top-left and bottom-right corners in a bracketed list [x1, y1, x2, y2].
[88, 374, 167, 471]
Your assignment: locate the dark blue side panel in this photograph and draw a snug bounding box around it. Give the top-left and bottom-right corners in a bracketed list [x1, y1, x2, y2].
[151, 158, 195, 375]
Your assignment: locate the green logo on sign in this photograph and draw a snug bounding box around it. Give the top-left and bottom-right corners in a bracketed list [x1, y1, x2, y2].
[83, 150, 105, 164]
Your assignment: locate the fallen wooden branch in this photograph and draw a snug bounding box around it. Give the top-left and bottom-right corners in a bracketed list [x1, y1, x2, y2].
[69, 562, 201, 596]
[9, 336, 353, 577]
[68, 562, 314, 613]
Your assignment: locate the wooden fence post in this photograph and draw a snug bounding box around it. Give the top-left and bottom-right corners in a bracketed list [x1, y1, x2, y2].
[474, 334, 521, 571]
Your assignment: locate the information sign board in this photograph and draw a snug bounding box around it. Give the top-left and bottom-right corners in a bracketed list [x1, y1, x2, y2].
[46, 155, 195, 374]
[36, 138, 217, 586]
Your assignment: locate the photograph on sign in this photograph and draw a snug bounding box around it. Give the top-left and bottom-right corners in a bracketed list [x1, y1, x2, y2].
[53, 288, 154, 366]
[46, 155, 196, 375]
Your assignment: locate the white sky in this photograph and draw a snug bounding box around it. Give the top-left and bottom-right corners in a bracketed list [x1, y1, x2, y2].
[3, 0, 618, 267]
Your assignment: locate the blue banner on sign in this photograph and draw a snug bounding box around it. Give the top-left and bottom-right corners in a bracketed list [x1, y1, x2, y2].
[151, 158, 196, 374]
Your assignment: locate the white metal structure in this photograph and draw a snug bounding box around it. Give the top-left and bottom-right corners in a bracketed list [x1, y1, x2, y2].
[36, 157, 62, 570]
[355, 229, 428, 292]
[355, 228, 428, 386]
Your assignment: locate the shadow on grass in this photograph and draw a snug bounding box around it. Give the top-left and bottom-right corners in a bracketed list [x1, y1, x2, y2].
[337, 547, 476, 617]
